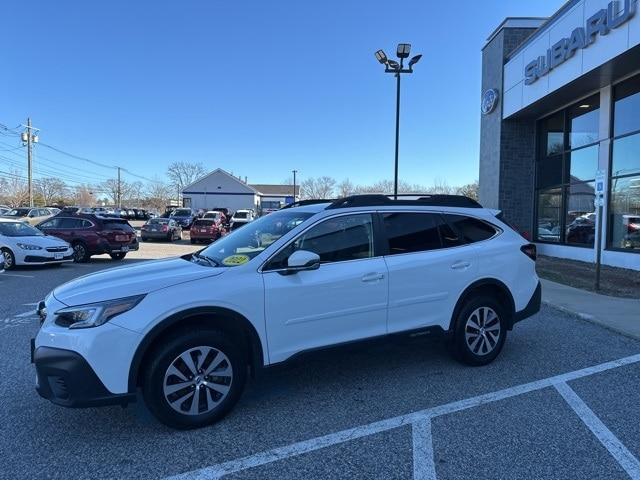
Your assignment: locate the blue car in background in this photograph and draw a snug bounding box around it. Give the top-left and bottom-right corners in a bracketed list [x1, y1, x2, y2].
[169, 207, 196, 228]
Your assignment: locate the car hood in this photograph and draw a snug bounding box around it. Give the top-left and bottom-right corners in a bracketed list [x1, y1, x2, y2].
[53, 257, 226, 306]
[5, 234, 68, 247]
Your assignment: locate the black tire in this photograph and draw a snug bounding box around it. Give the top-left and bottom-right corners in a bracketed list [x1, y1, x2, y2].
[448, 295, 507, 366]
[110, 252, 126, 260]
[72, 242, 90, 263]
[141, 237, 148, 242]
[142, 329, 247, 429]
[190, 238, 196, 244]
[1, 248, 15, 270]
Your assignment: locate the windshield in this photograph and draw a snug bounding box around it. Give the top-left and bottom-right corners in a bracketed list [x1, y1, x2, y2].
[5, 208, 30, 217]
[0, 222, 44, 237]
[234, 212, 249, 219]
[149, 218, 168, 225]
[172, 209, 191, 217]
[200, 210, 314, 266]
[204, 212, 220, 219]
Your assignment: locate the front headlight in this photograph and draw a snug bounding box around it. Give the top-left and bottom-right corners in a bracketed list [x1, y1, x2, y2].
[17, 243, 42, 250]
[54, 295, 145, 329]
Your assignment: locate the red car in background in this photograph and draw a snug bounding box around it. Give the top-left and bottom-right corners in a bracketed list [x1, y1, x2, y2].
[189, 218, 225, 244]
[37, 214, 138, 262]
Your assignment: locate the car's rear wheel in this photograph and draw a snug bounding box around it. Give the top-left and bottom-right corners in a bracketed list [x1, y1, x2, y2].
[110, 252, 126, 260]
[72, 242, 90, 263]
[190, 238, 196, 244]
[1, 248, 15, 270]
[142, 329, 247, 429]
[141, 237, 148, 242]
[449, 295, 507, 366]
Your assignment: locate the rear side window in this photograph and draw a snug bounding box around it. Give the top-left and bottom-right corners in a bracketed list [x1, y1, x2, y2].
[443, 215, 498, 243]
[103, 220, 133, 231]
[382, 213, 441, 254]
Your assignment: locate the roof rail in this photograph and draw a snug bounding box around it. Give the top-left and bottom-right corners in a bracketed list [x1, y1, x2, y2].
[280, 199, 334, 209]
[326, 194, 482, 209]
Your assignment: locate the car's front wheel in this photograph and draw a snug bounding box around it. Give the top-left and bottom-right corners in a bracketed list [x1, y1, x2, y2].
[142, 329, 247, 429]
[449, 295, 507, 366]
[1, 248, 15, 270]
[110, 252, 126, 260]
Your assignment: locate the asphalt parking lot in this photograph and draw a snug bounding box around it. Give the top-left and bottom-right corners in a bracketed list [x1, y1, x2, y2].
[1, 244, 639, 480]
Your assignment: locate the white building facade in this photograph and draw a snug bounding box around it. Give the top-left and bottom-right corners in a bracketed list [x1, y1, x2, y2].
[182, 169, 298, 214]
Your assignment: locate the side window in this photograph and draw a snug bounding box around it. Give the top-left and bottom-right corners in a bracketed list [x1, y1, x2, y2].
[265, 214, 374, 269]
[443, 215, 498, 243]
[59, 218, 82, 229]
[80, 220, 93, 228]
[40, 218, 60, 229]
[382, 212, 442, 254]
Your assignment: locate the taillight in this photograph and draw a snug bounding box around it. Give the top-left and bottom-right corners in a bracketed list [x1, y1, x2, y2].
[162, 225, 168, 232]
[520, 243, 537, 261]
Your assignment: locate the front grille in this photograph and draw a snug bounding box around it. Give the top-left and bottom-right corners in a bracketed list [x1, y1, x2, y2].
[46, 246, 67, 253]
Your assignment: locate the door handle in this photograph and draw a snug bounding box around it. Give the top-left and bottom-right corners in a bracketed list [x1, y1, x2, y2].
[451, 261, 471, 270]
[361, 272, 384, 282]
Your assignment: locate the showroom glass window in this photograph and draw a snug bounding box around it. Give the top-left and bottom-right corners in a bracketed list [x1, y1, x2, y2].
[535, 95, 598, 246]
[609, 75, 640, 251]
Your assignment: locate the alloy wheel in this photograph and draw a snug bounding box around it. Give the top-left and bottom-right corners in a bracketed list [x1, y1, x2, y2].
[3, 250, 13, 269]
[73, 244, 86, 262]
[464, 307, 501, 356]
[163, 346, 233, 416]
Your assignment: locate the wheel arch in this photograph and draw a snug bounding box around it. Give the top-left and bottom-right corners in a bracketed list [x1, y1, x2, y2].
[128, 306, 265, 392]
[449, 278, 516, 332]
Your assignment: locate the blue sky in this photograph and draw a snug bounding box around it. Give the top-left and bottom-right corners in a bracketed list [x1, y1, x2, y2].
[1, 0, 561, 189]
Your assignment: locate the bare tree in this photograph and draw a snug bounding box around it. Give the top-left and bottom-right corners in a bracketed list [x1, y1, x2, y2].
[73, 184, 96, 206]
[427, 178, 454, 195]
[36, 178, 68, 205]
[100, 178, 133, 205]
[353, 179, 424, 195]
[336, 178, 354, 197]
[167, 161, 207, 199]
[0, 170, 29, 206]
[145, 181, 173, 212]
[456, 180, 479, 201]
[300, 176, 336, 199]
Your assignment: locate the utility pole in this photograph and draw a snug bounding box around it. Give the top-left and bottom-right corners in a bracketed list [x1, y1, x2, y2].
[21, 118, 39, 207]
[292, 169, 298, 201]
[117, 166, 122, 208]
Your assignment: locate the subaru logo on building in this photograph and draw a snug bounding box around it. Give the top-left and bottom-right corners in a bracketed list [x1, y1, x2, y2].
[481, 88, 499, 115]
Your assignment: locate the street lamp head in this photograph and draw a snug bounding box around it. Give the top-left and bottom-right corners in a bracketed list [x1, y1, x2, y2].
[375, 49, 388, 64]
[408, 54, 422, 67]
[396, 43, 411, 59]
[387, 60, 400, 70]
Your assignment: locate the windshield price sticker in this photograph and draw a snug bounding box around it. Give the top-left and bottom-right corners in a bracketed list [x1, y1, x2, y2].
[222, 254, 250, 266]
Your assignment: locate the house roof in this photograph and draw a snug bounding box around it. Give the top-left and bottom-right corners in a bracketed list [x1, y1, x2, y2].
[182, 168, 257, 194]
[250, 184, 299, 196]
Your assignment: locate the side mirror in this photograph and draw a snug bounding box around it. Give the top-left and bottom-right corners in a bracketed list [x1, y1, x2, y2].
[284, 250, 320, 274]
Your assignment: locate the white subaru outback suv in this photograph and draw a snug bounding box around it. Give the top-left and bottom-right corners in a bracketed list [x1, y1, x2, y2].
[32, 195, 541, 429]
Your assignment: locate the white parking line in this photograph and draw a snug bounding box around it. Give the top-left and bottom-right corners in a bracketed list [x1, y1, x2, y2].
[412, 418, 437, 480]
[1, 273, 34, 278]
[555, 382, 640, 479]
[165, 353, 640, 480]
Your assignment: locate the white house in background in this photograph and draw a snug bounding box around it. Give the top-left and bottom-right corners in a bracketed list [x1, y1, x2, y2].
[181, 168, 299, 214]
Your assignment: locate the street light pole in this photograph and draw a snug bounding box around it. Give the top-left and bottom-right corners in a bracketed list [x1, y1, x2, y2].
[375, 45, 422, 200]
[292, 169, 298, 201]
[393, 71, 401, 200]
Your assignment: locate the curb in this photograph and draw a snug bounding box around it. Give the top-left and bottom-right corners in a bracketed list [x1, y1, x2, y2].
[542, 300, 640, 342]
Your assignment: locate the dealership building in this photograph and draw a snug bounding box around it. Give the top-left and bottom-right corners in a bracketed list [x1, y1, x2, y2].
[480, 0, 640, 270]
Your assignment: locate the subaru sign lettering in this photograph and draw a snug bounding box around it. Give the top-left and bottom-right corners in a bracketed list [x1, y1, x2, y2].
[525, 0, 636, 85]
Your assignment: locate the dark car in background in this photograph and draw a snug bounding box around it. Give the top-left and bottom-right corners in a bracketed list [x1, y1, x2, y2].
[189, 218, 225, 244]
[140, 218, 182, 242]
[37, 214, 138, 262]
[169, 208, 196, 228]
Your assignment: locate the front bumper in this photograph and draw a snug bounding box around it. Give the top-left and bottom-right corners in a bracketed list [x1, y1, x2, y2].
[23, 254, 74, 264]
[512, 281, 541, 326]
[33, 346, 136, 408]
